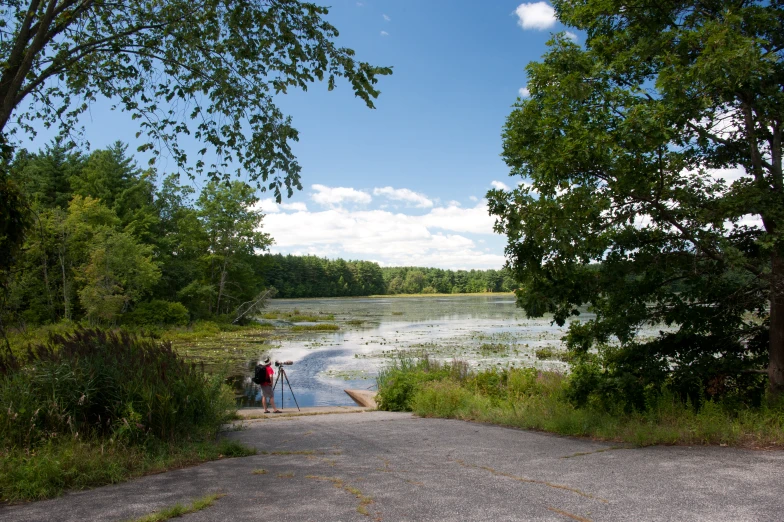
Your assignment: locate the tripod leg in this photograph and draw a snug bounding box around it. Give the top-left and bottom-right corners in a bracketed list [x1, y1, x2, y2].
[281, 369, 301, 411]
[271, 371, 283, 410]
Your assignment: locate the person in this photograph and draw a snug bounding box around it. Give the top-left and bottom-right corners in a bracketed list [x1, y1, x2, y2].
[257, 356, 281, 413]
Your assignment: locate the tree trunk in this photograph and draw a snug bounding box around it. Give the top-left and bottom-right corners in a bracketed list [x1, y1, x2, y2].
[769, 253, 784, 397]
[58, 245, 70, 321]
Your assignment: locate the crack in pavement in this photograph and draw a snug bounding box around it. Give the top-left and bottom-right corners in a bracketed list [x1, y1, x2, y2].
[547, 505, 592, 521]
[453, 459, 609, 504]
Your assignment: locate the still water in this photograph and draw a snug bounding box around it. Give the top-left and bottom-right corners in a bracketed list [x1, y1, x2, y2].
[236, 295, 594, 408]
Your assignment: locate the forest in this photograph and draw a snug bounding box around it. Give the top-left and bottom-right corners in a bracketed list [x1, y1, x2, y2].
[0, 142, 511, 328]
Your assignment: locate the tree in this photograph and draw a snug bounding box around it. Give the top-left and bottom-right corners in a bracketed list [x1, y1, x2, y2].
[196, 180, 271, 315]
[0, 0, 391, 201]
[488, 0, 784, 401]
[77, 229, 160, 324]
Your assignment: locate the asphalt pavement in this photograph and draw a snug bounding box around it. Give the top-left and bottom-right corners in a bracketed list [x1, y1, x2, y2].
[2, 410, 783, 521]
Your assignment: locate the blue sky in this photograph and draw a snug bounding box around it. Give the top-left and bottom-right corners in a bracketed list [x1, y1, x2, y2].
[26, 1, 579, 270]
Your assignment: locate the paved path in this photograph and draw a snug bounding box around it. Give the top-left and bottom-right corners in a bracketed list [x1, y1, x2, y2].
[3, 411, 783, 521]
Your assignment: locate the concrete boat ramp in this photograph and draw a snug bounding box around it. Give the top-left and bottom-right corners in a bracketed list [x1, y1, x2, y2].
[3, 410, 783, 521]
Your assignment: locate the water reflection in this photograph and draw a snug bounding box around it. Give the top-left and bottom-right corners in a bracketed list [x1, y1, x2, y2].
[233, 295, 608, 408]
[235, 348, 371, 408]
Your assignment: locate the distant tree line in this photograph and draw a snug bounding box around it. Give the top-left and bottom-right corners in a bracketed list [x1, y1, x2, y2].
[261, 256, 515, 298]
[261, 255, 386, 298]
[381, 267, 515, 295]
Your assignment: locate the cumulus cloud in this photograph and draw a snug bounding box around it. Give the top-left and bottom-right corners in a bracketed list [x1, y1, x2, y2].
[280, 201, 308, 212]
[383, 13, 391, 21]
[261, 200, 504, 270]
[254, 198, 281, 213]
[564, 31, 578, 41]
[373, 186, 433, 208]
[519, 87, 531, 98]
[491, 180, 511, 191]
[311, 184, 372, 207]
[380, 30, 389, 36]
[515, 2, 556, 30]
[421, 201, 497, 235]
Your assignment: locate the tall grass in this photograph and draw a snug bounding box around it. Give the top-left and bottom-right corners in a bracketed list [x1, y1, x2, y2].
[0, 328, 250, 502]
[377, 359, 784, 447]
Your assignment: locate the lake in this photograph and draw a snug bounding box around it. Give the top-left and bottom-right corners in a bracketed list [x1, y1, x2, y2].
[234, 294, 590, 408]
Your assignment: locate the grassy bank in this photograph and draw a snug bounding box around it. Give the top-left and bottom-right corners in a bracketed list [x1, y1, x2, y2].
[376, 358, 784, 448]
[0, 437, 253, 503]
[0, 329, 254, 503]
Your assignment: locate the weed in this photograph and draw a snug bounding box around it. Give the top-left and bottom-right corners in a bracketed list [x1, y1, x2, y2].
[128, 493, 225, 522]
[306, 475, 374, 516]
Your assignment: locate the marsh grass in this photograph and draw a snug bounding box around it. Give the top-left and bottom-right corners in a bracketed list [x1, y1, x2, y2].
[378, 359, 784, 448]
[290, 324, 340, 332]
[535, 346, 569, 362]
[480, 343, 508, 354]
[262, 311, 335, 322]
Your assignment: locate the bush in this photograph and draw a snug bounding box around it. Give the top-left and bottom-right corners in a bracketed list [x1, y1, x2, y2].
[375, 358, 452, 411]
[375, 355, 784, 448]
[0, 328, 236, 448]
[411, 381, 473, 417]
[563, 320, 769, 412]
[123, 300, 190, 326]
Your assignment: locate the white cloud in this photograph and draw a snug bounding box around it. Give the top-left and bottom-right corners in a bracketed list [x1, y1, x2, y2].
[383, 14, 391, 21]
[373, 186, 433, 208]
[311, 184, 372, 207]
[261, 200, 504, 270]
[519, 87, 531, 98]
[515, 2, 556, 30]
[380, 30, 389, 36]
[491, 180, 511, 191]
[517, 180, 539, 195]
[732, 214, 764, 229]
[254, 198, 281, 213]
[280, 201, 308, 212]
[706, 166, 749, 186]
[421, 201, 497, 235]
[564, 31, 578, 41]
[469, 196, 479, 202]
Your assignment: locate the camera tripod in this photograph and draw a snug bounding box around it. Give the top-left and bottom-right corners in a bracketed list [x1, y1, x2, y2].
[272, 365, 301, 411]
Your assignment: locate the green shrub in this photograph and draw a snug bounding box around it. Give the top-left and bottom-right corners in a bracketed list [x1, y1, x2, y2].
[124, 300, 190, 326]
[376, 358, 460, 411]
[0, 328, 236, 448]
[375, 354, 784, 448]
[411, 381, 472, 417]
[564, 325, 768, 412]
[467, 367, 506, 399]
